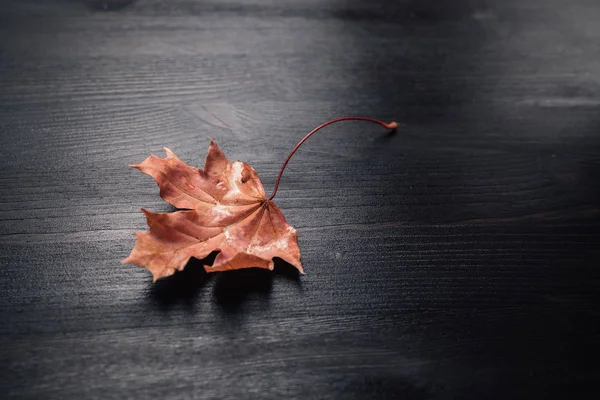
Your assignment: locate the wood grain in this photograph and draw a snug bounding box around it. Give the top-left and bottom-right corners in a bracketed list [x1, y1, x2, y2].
[1, 0, 599, 399]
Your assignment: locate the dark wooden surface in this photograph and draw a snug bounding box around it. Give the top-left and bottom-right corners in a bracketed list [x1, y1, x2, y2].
[1, 0, 599, 398]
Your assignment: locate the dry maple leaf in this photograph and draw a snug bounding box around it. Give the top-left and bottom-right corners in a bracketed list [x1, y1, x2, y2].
[123, 117, 397, 281]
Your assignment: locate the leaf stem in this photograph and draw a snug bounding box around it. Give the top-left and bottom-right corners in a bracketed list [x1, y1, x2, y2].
[268, 117, 398, 200]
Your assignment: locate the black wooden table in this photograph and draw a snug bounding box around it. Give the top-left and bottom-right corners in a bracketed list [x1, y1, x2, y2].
[1, 1, 599, 398]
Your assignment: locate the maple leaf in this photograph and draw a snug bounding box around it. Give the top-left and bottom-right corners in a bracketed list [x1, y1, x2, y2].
[122, 140, 303, 282]
[123, 117, 397, 281]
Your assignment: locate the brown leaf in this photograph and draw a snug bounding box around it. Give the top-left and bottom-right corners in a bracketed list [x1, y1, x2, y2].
[122, 140, 302, 282]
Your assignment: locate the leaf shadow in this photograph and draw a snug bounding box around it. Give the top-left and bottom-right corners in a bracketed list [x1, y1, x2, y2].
[146, 253, 217, 312]
[145, 253, 302, 314]
[273, 257, 304, 284]
[212, 258, 302, 314]
[373, 125, 399, 143]
[213, 269, 273, 313]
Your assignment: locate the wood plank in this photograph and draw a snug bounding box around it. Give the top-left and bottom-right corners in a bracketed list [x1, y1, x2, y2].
[1, 0, 599, 398]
